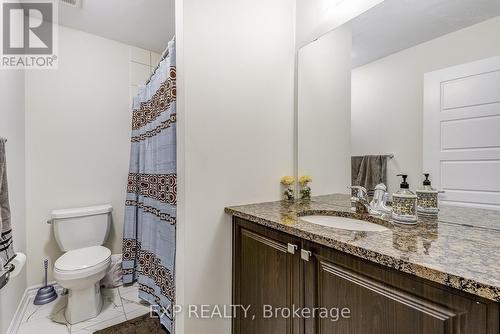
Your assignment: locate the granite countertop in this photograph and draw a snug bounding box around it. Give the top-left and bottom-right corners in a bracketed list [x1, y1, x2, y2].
[225, 194, 500, 302]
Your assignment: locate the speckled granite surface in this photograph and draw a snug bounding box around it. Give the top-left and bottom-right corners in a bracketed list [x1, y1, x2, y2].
[225, 194, 500, 302]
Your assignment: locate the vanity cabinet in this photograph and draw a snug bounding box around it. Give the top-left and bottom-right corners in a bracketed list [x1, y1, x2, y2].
[232, 217, 303, 334]
[232, 217, 499, 334]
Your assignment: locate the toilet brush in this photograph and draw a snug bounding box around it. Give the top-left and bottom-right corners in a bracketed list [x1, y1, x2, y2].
[34, 259, 58, 305]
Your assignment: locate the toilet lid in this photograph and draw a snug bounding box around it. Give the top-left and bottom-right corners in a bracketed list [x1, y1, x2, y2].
[55, 246, 111, 271]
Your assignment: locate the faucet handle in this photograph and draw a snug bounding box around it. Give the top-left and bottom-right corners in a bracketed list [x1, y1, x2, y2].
[348, 186, 368, 199]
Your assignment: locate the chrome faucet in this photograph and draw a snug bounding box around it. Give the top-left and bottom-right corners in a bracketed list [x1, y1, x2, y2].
[370, 183, 392, 215]
[348, 184, 392, 216]
[348, 186, 371, 214]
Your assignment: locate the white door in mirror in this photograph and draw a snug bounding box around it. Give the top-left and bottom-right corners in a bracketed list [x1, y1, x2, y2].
[424, 56, 500, 210]
[300, 215, 389, 232]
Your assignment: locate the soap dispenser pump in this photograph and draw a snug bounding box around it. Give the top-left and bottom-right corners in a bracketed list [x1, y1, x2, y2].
[416, 173, 439, 216]
[391, 174, 417, 224]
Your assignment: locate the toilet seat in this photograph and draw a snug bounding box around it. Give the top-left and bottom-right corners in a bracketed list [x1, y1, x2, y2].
[54, 246, 111, 280]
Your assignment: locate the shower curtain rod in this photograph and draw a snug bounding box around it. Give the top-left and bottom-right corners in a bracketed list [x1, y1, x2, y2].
[353, 154, 394, 159]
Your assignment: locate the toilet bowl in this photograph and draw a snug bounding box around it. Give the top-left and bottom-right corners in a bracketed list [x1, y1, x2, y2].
[54, 246, 111, 324]
[50, 204, 113, 324]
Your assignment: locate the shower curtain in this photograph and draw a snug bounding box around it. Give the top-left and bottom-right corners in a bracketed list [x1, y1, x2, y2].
[122, 39, 176, 333]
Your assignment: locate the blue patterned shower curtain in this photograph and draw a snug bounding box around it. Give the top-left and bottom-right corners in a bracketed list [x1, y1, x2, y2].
[122, 39, 176, 332]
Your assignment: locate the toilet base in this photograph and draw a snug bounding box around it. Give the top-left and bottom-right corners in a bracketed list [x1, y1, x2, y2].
[65, 282, 103, 324]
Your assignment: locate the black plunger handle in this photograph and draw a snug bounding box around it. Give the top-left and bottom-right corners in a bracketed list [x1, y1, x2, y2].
[44, 259, 48, 287]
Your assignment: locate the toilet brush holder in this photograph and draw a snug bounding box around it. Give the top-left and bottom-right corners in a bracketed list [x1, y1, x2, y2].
[34, 259, 57, 305]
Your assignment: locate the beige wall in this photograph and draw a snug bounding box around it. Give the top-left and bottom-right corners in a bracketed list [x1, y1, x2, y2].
[25, 26, 143, 285]
[351, 16, 500, 193]
[175, 0, 295, 332]
[298, 26, 352, 195]
[0, 69, 26, 333]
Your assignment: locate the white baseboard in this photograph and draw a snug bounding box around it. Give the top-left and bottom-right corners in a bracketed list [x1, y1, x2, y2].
[6, 282, 62, 334]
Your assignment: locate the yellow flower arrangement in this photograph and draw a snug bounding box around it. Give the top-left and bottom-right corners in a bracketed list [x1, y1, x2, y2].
[280, 176, 295, 186]
[299, 175, 312, 200]
[280, 176, 295, 200]
[299, 175, 312, 186]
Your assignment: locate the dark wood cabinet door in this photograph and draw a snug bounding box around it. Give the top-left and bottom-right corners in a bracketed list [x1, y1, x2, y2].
[314, 257, 461, 334]
[233, 218, 303, 334]
[304, 242, 499, 334]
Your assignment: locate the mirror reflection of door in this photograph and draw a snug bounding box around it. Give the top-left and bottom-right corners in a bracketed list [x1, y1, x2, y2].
[424, 56, 500, 209]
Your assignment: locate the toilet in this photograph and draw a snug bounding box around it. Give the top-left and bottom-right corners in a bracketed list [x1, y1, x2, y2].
[51, 204, 113, 324]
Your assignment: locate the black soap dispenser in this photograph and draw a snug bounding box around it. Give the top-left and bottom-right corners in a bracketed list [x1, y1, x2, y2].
[416, 173, 439, 216]
[391, 174, 417, 224]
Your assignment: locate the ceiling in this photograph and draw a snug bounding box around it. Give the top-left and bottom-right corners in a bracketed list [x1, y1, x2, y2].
[57, 0, 500, 65]
[58, 0, 175, 53]
[350, 0, 500, 67]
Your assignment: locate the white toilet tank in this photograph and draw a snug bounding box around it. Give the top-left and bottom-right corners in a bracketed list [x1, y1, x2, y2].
[51, 204, 113, 252]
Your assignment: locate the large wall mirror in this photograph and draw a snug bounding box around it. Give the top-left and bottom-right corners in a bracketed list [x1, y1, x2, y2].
[296, 0, 500, 209]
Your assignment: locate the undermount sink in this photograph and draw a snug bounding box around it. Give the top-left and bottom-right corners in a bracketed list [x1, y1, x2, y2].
[300, 215, 389, 232]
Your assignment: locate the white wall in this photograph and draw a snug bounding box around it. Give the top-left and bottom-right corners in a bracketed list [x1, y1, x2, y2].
[296, 0, 383, 47]
[24, 26, 140, 285]
[175, 0, 295, 332]
[0, 70, 26, 334]
[298, 26, 352, 195]
[129, 47, 161, 105]
[351, 16, 500, 193]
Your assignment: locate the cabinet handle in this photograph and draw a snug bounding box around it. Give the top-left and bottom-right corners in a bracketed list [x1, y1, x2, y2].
[287, 243, 298, 254]
[301, 249, 312, 261]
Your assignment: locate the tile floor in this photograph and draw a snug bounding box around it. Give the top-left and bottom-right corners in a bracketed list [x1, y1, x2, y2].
[16, 283, 150, 334]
